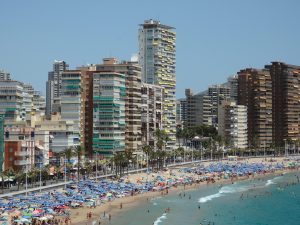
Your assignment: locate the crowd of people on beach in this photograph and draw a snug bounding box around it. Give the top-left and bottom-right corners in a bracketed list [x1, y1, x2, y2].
[0, 159, 298, 225]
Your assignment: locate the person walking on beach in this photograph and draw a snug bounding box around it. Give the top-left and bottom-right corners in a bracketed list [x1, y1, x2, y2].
[120, 202, 123, 209]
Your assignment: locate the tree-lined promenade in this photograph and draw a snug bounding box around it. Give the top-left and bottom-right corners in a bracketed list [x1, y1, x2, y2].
[1, 126, 299, 194]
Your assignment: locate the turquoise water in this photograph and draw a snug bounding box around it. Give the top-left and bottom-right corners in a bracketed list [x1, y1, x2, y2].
[108, 172, 300, 225]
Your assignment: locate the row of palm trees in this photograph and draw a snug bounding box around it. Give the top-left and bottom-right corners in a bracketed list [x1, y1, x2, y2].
[4, 127, 300, 193]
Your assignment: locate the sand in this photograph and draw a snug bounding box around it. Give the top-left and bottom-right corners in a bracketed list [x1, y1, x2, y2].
[69, 156, 293, 225]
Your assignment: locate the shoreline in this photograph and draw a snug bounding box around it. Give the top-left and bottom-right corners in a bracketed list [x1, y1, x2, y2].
[71, 161, 298, 225]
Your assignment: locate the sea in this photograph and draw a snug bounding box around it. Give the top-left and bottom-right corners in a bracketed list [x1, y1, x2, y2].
[107, 171, 300, 225]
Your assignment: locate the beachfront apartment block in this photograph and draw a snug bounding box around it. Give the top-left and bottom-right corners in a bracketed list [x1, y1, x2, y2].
[92, 68, 126, 156]
[238, 68, 273, 148]
[141, 83, 164, 147]
[139, 19, 177, 150]
[0, 80, 24, 121]
[265, 62, 300, 146]
[184, 89, 206, 128]
[218, 100, 248, 149]
[60, 70, 82, 146]
[202, 85, 231, 129]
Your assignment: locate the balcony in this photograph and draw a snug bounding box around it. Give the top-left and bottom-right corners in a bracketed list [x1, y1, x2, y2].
[15, 151, 29, 157]
[14, 160, 30, 166]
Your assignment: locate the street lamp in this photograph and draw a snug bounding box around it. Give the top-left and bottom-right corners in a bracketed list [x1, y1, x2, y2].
[25, 153, 29, 196]
[95, 152, 98, 182]
[284, 139, 287, 157]
[193, 136, 200, 162]
[64, 154, 67, 188]
[39, 150, 43, 192]
[173, 148, 176, 165]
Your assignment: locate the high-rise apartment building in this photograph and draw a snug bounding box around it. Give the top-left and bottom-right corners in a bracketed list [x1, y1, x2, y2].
[46, 79, 54, 117]
[177, 98, 187, 127]
[80, 58, 142, 157]
[185, 89, 206, 128]
[61, 71, 82, 135]
[123, 61, 142, 153]
[0, 70, 11, 81]
[0, 115, 4, 171]
[46, 60, 69, 116]
[227, 75, 238, 102]
[265, 62, 300, 145]
[218, 101, 248, 149]
[238, 68, 272, 148]
[92, 67, 126, 156]
[141, 83, 163, 147]
[23, 83, 45, 115]
[139, 19, 176, 149]
[80, 68, 93, 157]
[0, 80, 23, 121]
[202, 85, 231, 128]
[176, 99, 185, 127]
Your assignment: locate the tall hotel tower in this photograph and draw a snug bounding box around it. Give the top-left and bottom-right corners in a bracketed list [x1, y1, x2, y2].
[139, 19, 176, 149]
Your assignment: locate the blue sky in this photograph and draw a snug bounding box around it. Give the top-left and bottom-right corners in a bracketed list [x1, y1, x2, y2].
[1, 0, 300, 98]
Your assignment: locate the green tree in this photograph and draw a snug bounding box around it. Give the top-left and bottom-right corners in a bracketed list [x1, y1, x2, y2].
[142, 145, 153, 171]
[155, 129, 170, 169]
[73, 145, 84, 182]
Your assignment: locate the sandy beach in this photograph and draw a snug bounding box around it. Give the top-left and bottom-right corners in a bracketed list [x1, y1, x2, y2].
[69, 156, 295, 225]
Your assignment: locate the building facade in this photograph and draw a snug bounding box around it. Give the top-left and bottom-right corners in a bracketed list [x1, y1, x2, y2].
[92, 67, 126, 156]
[177, 98, 187, 128]
[0, 70, 11, 81]
[238, 68, 272, 148]
[202, 85, 231, 128]
[185, 89, 205, 128]
[227, 75, 238, 102]
[46, 60, 69, 116]
[218, 101, 248, 149]
[80, 58, 142, 157]
[139, 19, 176, 149]
[0, 80, 24, 121]
[61, 70, 82, 138]
[141, 83, 163, 147]
[0, 115, 3, 171]
[265, 62, 300, 146]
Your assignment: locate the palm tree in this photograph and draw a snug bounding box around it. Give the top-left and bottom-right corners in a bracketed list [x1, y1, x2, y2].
[84, 161, 93, 179]
[73, 145, 84, 182]
[142, 145, 153, 171]
[63, 147, 76, 180]
[176, 128, 183, 147]
[0, 171, 5, 193]
[155, 129, 170, 169]
[113, 152, 126, 177]
[28, 166, 38, 188]
[124, 150, 133, 174]
[15, 170, 25, 191]
[175, 147, 184, 159]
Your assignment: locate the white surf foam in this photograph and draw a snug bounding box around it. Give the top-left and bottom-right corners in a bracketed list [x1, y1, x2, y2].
[265, 176, 281, 186]
[153, 213, 167, 225]
[198, 184, 251, 203]
[198, 193, 223, 203]
[265, 179, 274, 186]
